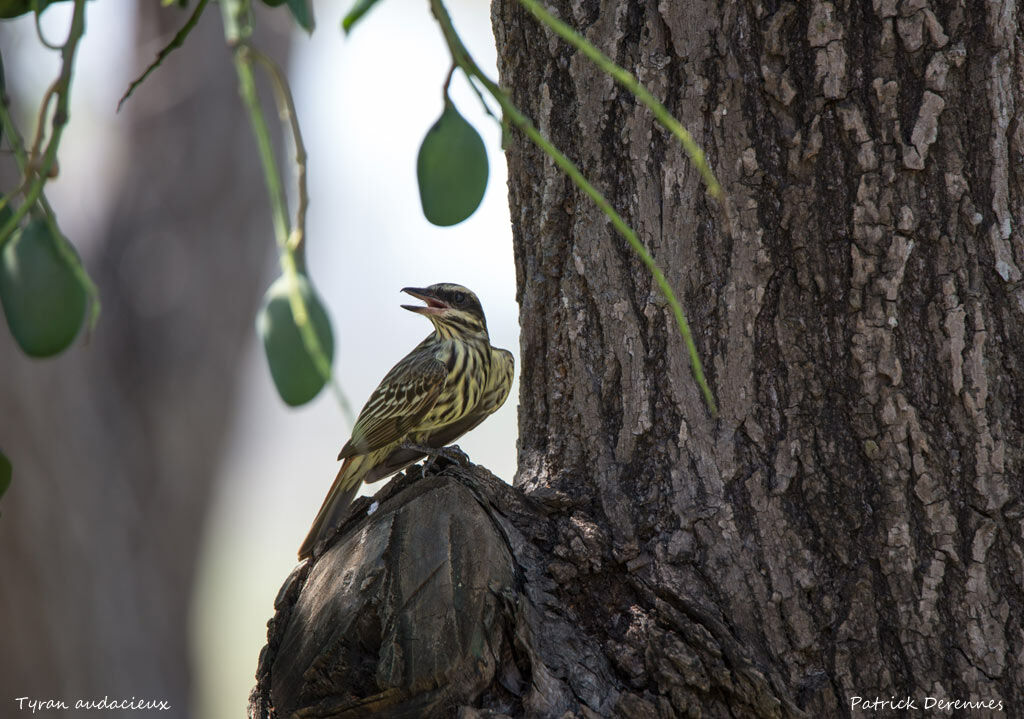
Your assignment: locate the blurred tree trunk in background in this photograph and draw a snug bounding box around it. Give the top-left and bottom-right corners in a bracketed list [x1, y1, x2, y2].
[252, 1, 1023, 717]
[0, 6, 285, 715]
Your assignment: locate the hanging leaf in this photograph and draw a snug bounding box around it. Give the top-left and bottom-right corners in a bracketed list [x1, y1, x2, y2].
[257, 273, 334, 407]
[417, 100, 488, 227]
[285, 0, 314, 33]
[341, 0, 383, 34]
[0, 217, 87, 358]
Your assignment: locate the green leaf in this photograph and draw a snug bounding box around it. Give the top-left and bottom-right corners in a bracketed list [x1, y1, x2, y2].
[0, 0, 67, 20]
[341, 0, 382, 34]
[259, 0, 287, 6]
[285, 0, 314, 33]
[257, 274, 334, 407]
[0, 217, 86, 358]
[417, 100, 489, 227]
[0, 0, 33, 18]
[0, 448, 10, 511]
[0, 0, 31, 19]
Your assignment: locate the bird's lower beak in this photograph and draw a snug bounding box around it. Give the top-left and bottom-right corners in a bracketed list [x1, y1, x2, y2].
[401, 287, 447, 315]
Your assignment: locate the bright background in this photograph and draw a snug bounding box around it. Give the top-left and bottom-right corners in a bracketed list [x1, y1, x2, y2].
[4, 2, 517, 717]
[192, 3, 518, 717]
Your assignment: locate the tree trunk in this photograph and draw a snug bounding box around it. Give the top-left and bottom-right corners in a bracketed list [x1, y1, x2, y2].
[0, 7, 284, 714]
[251, 1, 1023, 717]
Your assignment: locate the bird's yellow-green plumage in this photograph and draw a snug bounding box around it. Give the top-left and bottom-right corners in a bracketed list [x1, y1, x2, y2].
[298, 283, 514, 559]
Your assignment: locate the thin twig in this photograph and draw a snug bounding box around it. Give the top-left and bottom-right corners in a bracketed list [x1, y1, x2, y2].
[220, 0, 354, 426]
[32, 2, 62, 51]
[0, 96, 62, 225]
[118, 0, 211, 111]
[1, 0, 87, 245]
[5, 79, 59, 207]
[249, 49, 354, 422]
[441, 62, 456, 101]
[465, 73, 501, 125]
[251, 49, 309, 266]
[0, 1, 101, 331]
[516, 0, 721, 199]
[429, 0, 718, 416]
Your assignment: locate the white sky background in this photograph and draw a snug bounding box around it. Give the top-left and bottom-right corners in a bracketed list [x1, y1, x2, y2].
[5, 2, 518, 717]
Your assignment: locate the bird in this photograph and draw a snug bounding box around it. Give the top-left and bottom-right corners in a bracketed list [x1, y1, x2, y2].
[298, 283, 514, 559]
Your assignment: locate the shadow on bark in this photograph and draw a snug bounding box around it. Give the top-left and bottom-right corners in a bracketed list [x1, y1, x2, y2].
[249, 456, 805, 719]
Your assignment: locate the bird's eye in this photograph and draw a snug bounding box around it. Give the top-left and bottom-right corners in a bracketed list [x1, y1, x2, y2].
[452, 291, 467, 305]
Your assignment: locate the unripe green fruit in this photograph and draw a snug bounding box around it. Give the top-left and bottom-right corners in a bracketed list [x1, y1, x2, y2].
[0, 217, 87, 358]
[257, 273, 334, 407]
[417, 101, 489, 227]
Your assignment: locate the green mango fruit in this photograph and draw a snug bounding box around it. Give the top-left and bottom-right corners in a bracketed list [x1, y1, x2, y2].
[257, 273, 334, 407]
[417, 100, 489, 227]
[0, 217, 87, 358]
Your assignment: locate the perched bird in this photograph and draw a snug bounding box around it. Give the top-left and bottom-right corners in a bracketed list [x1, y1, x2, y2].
[298, 283, 514, 559]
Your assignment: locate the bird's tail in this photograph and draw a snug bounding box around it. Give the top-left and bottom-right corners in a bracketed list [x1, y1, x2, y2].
[298, 457, 362, 559]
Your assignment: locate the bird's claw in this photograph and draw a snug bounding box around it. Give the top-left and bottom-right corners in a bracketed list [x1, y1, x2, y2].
[400, 443, 467, 477]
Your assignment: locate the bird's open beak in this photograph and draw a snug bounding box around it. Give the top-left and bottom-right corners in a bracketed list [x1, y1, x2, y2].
[401, 287, 448, 315]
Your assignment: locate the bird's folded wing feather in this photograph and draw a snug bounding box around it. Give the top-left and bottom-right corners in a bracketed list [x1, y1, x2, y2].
[338, 351, 448, 458]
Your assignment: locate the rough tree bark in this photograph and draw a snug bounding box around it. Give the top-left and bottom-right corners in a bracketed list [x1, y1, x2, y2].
[0, 8, 284, 714]
[251, 1, 1022, 717]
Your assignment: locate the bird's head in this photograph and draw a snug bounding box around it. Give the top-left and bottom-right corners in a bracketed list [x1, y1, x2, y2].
[401, 283, 488, 339]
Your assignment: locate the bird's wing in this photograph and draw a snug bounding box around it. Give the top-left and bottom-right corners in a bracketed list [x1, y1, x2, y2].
[339, 350, 448, 459]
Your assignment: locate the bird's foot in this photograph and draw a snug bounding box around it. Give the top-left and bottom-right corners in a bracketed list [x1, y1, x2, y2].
[399, 443, 468, 477]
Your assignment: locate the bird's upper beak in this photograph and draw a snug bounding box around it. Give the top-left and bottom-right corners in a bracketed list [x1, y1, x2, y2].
[401, 287, 448, 315]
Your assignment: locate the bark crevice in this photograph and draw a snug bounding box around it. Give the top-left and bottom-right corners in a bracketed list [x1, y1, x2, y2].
[250, 459, 804, 718]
